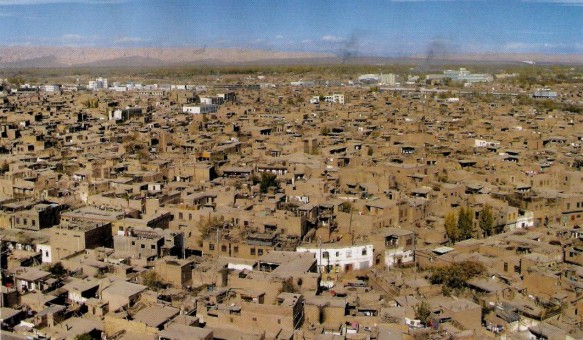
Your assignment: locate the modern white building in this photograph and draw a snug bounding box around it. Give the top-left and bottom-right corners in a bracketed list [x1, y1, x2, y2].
[290, 80, 315, 87]
[297, 244, 373, 273]
[200, 96, 225, 105]
[357, 73, 397, 86]
[182, 104, 218, 115]
[311, 93, 345, 104]
[474, 139, 500, 148]
[98, 77, 108, 90]
[442, 68, 493, 83]
[88, 77, 108, 91]
[112, 86, 127, 92]
[379, 73, 397, 86]
[324, 93, 345, 104]
[41, 84, 61, 92]
[533, 88, 558, 98]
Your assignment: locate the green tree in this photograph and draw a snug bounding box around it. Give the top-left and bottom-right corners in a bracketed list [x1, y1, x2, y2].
[457, 206, 474, 240]
[414, 301, 432, 326]
[48, 262, 67, 276]
[74, 333, 93, 340]
[479, 204, 495, 237]
[142, 270, 163, 290]
[197, 215, 224, 245]
[259, 172, 278, 193]
[0, 162, 10, 174]
[7, 76, 26, 87]
[444, 211, 459, 243]
[339, 202, 353, 213]
[320, 126, 331, 136]
[429, 261, 486, 294]
[16, 231, 33, 245]
[280, 277, 299, 294]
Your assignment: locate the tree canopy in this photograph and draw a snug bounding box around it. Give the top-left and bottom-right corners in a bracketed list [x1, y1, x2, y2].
[259, 172, 279, 193]
[457, 206, 474, 241]
[479, 204, 495, 237]
[414, 301, 432, 327]
[429, 261, 486, 295]
[444, 211, 458, 243]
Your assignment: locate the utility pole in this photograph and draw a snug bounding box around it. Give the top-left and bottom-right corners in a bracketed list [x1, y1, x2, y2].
[349, 205, 354, 246]
[318, 237, 322, 274]
[216, 228, 220, 258]
[413, 231, 417, 274]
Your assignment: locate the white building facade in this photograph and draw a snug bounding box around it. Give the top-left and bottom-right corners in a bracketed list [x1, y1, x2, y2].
[474, 139, 500, 148]
[182, 104, 218, 115]
[297, 244, 373, 273]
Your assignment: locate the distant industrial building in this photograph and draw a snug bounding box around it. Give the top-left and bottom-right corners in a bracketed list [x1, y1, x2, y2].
[427, 68, 493, 83]
[40, 84, 61, 92]
[533, 88, 558, 98]
[357, 73, 397, 86]
[358, 74, 380, 84]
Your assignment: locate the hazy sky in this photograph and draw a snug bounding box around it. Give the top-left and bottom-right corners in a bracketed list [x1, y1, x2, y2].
[0, 0, 581, 56]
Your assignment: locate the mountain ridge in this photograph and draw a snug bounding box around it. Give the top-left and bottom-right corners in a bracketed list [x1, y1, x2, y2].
[0, 46, 581, 67]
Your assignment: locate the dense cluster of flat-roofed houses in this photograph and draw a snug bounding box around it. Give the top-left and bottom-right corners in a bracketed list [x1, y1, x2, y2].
[0, 69, 582, 339]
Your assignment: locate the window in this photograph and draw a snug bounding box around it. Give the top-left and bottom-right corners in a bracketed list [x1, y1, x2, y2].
[23, 219, 27, 225]
[335, 251, 340, 257]
[179, 213, 183, 220]
[119, 226, 123, 231]
[361, 248, 367, 256]
[504, 262, 508, 272]
[258, 249, 264, 256]
[141, 244, 145, 249]
[234, 246, 239, 253]
[250, 248, 256, 255]
[322, 251, 330, 259]
[221, 245, 227, 252]
[151, 245, 156, 249]
[131, 241, 136, 246]
[189, 214, 192, 220]
[346, 250, 352, 258]
[209, 244, 215, 251]
[32, 220, 36, 226]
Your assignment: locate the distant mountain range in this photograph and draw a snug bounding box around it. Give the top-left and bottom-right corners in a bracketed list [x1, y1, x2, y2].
[0, 46, 581, 68]
[0, 46, 336, 68]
